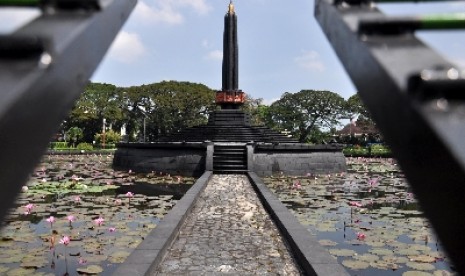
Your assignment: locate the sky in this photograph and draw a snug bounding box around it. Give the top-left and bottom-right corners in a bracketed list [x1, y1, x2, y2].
[1, 0, 464, 105]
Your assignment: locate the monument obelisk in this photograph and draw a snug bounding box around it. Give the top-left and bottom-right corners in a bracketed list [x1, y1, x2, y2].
[216, 0, 246, 110]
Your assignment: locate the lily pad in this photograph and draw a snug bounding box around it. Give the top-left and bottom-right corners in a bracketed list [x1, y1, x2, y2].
[410, 255, 436, 263]
[402, 272, 433, 276]
[76, 265, 103, 274]
[370, 260, 400, 270]
[108, 251, 131, 263]
[354, 254, 379, 262]
[329, 249, 356, 257]
[342, 259, 370, 270]
[318, 239, 338, 246]
[406, 262, 436, 271]
[369, 248, 394, 256]
[6, 268, 36, 276]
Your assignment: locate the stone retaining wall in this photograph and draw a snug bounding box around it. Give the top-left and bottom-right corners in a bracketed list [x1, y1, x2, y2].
[113, 142, 207, 177]
[251, 143, 346, 176]
[113, 142, 346, 177]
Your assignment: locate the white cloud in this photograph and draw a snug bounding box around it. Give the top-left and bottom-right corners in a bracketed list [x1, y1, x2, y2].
[263, 97, 280, 105]
[107, 31, 147, 64]
[205, 50, 223, 61]
[133, 1, 183, 25]
[202, 39, 210, 48]
[175, 0, 211, 15]
[0, 8, 40, 34]
[295, 50, 325, 72]
[134, 0, 212, 25]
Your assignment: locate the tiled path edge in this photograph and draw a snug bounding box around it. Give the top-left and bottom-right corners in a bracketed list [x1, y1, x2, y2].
[113, 171, 213, 276]
[247, 172, 350, 276]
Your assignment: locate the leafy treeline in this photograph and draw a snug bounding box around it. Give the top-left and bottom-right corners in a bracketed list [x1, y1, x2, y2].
[63, 81, 215, 144]
[61, 81, 374, 144]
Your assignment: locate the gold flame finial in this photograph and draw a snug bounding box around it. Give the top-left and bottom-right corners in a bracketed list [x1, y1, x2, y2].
[228, 0, 235, 14]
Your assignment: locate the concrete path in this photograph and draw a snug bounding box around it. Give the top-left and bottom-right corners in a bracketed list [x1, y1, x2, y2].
[152, 174, 301, 275]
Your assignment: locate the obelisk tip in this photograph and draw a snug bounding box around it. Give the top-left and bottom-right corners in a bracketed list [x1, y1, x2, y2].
[228, 0, 235, 14]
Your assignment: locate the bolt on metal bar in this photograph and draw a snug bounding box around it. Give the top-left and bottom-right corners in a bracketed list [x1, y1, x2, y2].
[314, 0, 465, 274]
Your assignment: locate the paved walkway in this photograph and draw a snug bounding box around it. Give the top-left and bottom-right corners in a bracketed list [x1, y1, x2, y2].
[152, 174, 301, 275]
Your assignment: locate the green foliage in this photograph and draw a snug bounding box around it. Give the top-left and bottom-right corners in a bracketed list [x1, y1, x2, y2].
[266, 90, 348, 143]
[67, 83, 123, 142]
[76, 142, 94, 151]
[50, 142, 69, 150]
[94, 129, 121, 145]
[242, 96, 268, 126]
[65, 81, 216, 142]
[66, 127, 83, 146]
[343, 146, 370, 156]
[347, 93, 376, 131]
[370, 144, 391, 156]
[343, 144, 391, 157]
[141, 81, 216, 138]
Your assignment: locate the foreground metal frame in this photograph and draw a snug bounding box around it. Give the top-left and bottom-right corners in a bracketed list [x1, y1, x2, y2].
[315, 0, 465, 273]
[0, 0, 137, 222]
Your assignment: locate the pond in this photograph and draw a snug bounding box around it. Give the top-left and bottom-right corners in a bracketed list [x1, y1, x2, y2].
[264, 157, 455, 276]
[0, 154, 195, 276]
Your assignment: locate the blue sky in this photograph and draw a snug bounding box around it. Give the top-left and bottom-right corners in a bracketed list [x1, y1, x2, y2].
[1, 0, 464, 104]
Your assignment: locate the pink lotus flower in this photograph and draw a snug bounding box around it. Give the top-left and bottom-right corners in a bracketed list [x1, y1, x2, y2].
[349, 201, 363, 208]
[368, 178, 379, 187]
[356, 232, 366, 240]
[78, 257, 87, 264]
[94, 217, 104, 226]
[67, 215, 75, 223]
[126, 192, 134, 198]
[46, 216, 56, 224]
[108, 227, 116, 232]
[292, 180, 302, 189]
[24, 203, 34, 214]
[74, 196, 81, 202]
[59, 236, 70, 246]
[114, 199, 122, 205]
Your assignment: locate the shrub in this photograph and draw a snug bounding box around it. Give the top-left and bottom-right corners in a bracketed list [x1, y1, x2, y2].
[94, 130, 121, 146]
[370, 144, 391, 157]
[76, 143, 94, 151]
[51, 142, 69, 150]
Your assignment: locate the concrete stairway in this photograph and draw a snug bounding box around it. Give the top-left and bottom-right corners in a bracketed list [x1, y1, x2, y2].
[213, 144, 247, 173]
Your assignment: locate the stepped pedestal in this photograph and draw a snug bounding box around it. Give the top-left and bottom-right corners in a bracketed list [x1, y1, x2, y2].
[208, 110, 250, 126]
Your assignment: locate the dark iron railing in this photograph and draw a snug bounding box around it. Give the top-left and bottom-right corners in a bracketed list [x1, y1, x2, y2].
[0, 0, 137, 222]
[314, 0, 465, 273]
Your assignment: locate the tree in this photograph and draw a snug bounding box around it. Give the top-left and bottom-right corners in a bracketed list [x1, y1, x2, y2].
[67, 82, 124, 142]
[242, 95, 268, 126]
[145, 81, 216, 138]
[66, 127, 83, 147]
[267, 90, 348, 143]
[347, 93, 377, 133]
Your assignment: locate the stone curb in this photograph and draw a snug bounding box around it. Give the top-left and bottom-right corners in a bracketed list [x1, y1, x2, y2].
[112, 171, 213, 276]
[247, 172, 350, 276]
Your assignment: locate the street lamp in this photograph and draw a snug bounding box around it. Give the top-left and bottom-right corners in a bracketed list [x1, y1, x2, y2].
[102, 118, 106, 149]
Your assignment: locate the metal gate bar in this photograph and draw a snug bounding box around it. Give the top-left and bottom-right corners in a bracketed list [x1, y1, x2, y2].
[315, 0, 465, 273]
[0, 0, 137, 222]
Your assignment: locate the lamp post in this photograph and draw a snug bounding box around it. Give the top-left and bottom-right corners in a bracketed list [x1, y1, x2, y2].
[102, 118, 106, 149]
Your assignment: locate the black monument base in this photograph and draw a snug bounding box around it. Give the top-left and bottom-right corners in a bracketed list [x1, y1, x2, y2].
[208, 110, 250, 126]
